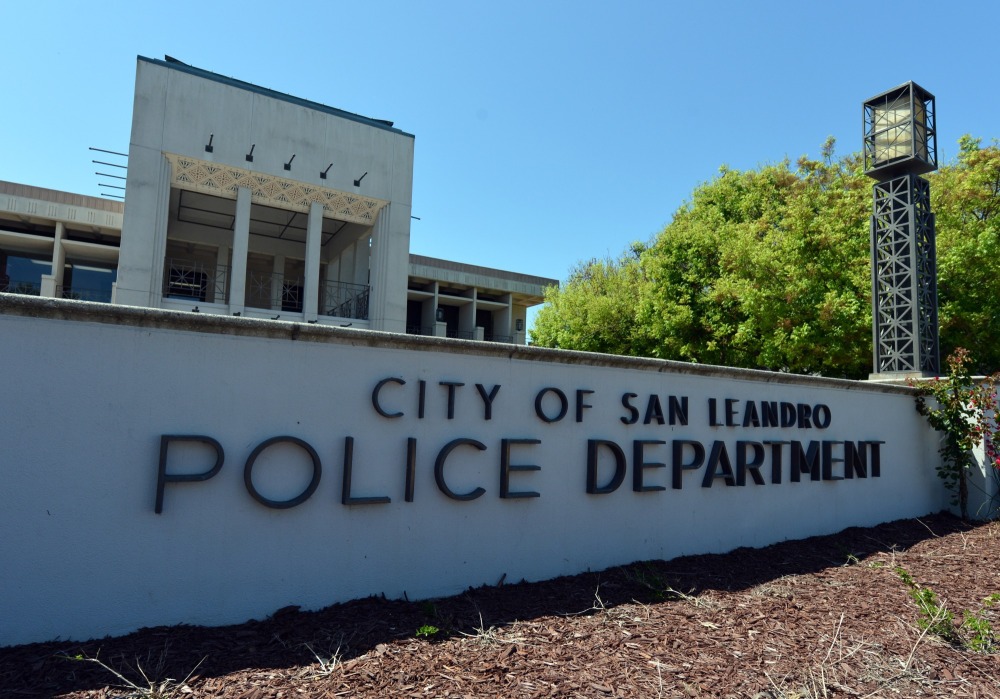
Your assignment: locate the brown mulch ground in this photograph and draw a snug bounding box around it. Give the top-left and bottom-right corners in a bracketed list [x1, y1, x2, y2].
[2, 513, 999, 698]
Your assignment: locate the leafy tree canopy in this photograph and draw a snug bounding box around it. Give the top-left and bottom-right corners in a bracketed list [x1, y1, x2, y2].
[532, 137, 1000, 378]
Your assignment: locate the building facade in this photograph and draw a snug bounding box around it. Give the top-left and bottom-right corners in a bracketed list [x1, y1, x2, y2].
[0, 56, 554, 344]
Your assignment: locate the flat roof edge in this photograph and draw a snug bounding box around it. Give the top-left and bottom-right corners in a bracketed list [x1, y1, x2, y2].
[1, 294, 914, 396]
[0, 180, 124, 214]
[138, 56, 415, 139]
[409, 254, 559, 289]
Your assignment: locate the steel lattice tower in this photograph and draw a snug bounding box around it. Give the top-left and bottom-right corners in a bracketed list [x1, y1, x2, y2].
[863, 82, 939, 376]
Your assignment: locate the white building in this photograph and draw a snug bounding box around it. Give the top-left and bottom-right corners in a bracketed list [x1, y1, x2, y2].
[0, 56, 555, 343]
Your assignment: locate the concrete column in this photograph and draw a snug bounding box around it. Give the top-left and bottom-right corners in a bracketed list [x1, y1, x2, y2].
[39, 276, 57, 298]
[353, 238, 369, 287]
[421, 281, 439, 335]
[303, 201, 323, 321]
[230, 187, 251, 314]
[496, 294, 513, 341]
[116, 150, 171, 307]
[40, 223, 65, 298]
[368, 207, 408, 332]
[214, 245, 229, 304]
[317, 262, 337, 315]
[270, 255, 285, 311]
[53, 222, 66, 288]
[514, 315, 527, 345]
[338, 246, 352, 285]
[459, 289, 477, 339]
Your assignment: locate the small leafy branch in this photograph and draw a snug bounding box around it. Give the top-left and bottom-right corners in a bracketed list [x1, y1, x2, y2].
[415, 624, 439, 638]
[895, 567, 956, 642]
[911, 348, 1000, 521]
[896, 566, 998, 652]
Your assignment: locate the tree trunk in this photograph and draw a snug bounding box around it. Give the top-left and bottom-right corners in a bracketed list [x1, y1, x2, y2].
[959, 459, 969, 522]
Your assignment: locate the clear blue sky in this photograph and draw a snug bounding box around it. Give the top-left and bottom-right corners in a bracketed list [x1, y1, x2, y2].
[3, 1, 998, 307]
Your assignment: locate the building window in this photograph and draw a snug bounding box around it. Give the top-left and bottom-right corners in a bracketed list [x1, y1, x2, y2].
[62, 263, 117, 303]
[0, 251, 50, 295]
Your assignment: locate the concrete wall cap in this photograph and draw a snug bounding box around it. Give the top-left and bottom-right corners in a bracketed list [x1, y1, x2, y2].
[0, 293, 914, 395]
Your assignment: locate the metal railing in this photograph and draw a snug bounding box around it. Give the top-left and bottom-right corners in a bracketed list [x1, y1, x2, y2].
[447, 329, 475, 340]
[485, 334, 515, 344]
[60, 285, 112, 303]
[321, 280, 369, 320]
[163, 259, 229, 304]
[0, 279, 41, 296]
[247, 271, 303, 312]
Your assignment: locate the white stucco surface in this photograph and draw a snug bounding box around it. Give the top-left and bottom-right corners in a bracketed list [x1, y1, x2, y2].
[0, 296, 948, 646]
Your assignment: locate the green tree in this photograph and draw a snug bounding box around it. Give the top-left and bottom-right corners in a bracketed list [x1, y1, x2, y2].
[533, 137, 1000, 378]
[532, 249, 646, 355]
[933, 136, 1000, 375]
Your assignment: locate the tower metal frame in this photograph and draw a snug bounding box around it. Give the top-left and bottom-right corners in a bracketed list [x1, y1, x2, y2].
[870, 174, 939, 374]
[864, 82, 940, 376]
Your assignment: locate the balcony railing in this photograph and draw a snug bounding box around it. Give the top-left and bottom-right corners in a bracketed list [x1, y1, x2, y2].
[163, 259, 229, 304]
[447, 329, 475, 340]
[60, 285, 112, 303]
[321, 280, 369, 320]
[247, 271, 303, 313]
[485, 334, 515, 344]
[0, 279, 41, 296]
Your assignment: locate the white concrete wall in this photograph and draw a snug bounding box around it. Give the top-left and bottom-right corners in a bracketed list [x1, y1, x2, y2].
[0, 297, 948, 647]
[969, 419, 1000, 519]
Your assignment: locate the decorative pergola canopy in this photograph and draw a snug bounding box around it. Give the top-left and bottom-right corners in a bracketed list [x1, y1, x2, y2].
[863, 81, 936, 179]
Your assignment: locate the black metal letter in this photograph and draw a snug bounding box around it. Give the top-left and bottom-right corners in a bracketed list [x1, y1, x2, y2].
[405, 437, 417, 501]
[736, 441, 766, 486]
[633, 440, 667, 492]
[440, 381, 465, 420]
[434, 438, 487, 501]
[790, 441, 821, 482]
[763, 440, 789, 484]
[813, 404, 832, 429]
[244, 436, 322, 509]
[668, 396, 689, 426]
[372, 377, 405, 418]
[844, 441, 867, 478]
[620, 393, 639, 425]
[643, 395, 665, 425]
[575, 389, 594, 423]
[702, 440, 736, 487]
[780, 402, 797, 428]
[742, 401, 761, 428]
[500, 438, 541, 498]
[342, 436, 391, 505]
[534, 387, 568, 423]
[797, 403, 813, 429]
[671, 440, 705, 489]
[155, 435, 224, 514]
[708, 398, 722, 426]
[586, 440, 626, 494]
[868, 441, 885, 477]
[725, 399, 739, 427]
[475, 383, 501, 420]
[822, 441, 845, 480]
